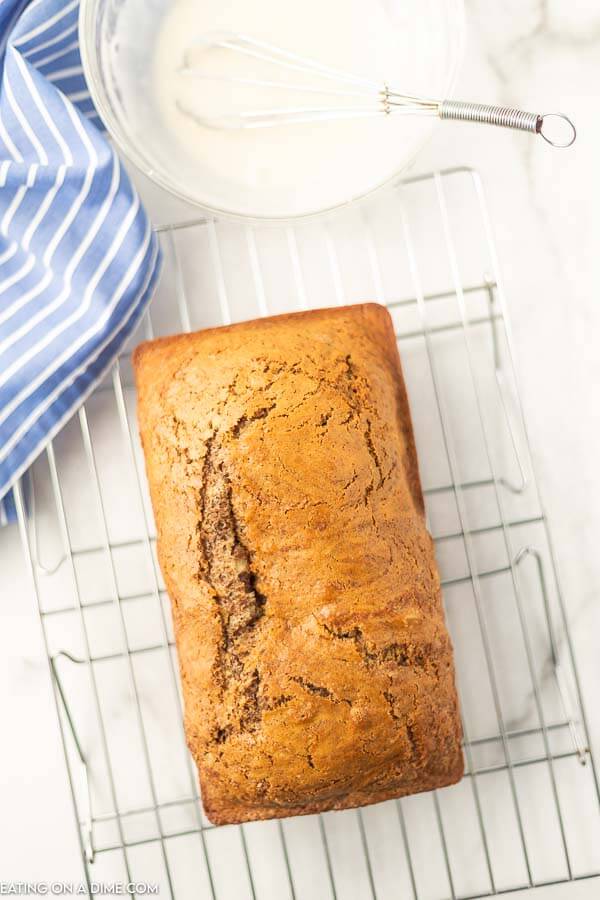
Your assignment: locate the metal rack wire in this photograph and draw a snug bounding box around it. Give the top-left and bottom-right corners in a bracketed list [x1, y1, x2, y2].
[15, 167, 600, 899]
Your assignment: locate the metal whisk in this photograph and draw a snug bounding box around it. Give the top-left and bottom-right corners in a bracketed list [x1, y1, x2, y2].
[178, 32, 576, 148]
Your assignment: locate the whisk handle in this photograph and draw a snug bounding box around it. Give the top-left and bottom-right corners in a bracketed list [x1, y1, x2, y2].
[439, 100, 576, 148]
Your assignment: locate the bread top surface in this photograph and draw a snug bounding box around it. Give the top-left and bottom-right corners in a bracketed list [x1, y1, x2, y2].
[134, 304, 462, 822]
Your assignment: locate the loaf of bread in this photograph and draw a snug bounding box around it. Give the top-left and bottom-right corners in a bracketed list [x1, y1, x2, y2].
[133, 303, 463, 825]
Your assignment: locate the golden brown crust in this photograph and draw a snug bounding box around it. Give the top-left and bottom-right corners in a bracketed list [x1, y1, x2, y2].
[133, 303, 463, 826]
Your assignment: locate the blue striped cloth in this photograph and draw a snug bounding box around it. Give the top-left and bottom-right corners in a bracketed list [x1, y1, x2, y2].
[0, 0, 162, 526]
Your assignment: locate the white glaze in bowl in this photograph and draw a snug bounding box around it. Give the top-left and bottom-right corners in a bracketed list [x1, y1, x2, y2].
[80, 0, 465, 219]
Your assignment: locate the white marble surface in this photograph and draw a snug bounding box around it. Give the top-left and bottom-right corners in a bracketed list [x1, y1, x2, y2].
[1, 1, 599, 895]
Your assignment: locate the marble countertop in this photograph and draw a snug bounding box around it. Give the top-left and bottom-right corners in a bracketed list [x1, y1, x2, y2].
[1, 0, 599, 895]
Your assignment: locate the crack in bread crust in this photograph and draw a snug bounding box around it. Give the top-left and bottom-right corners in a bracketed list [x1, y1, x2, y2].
[196, 435, 266, 735]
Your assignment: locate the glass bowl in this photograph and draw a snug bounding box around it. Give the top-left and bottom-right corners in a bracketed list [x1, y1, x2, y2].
[80, 0, 464, 220]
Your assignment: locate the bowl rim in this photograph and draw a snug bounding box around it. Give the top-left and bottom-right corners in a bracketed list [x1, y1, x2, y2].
[79, 0, 466, 222]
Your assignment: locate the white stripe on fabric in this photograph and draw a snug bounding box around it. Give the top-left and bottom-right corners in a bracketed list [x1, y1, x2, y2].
[4, 67, 48, 163]
[0, 227, 157, 465]
[18, 0, 48, 14]
[43, 96, 97, 265]
[13, 0, 77, 47]
[23, 164, 67, 250]
[0, 155, 122, 377]
[0, 188, 134, 424]
[0, 243, 17, 265]
[34, 37, 77, 68]
[0, 169, 71, 304]
[0, 87, 93, 323]
[0, 150, 113, 345]
[0, 0, 162, 514]
[14, 53, 73, 162]
[46, 64, 82, 80]
[0, 115, 97, 328]
[0, 110, 24, 161]
[0, 164, 37, 235]
[66, 89, 89, 102]
[0, 243, 158, 503]
[0, 164, 37, 270]
[21, 20, 77, 57]
[0, 255, 35, 295]
[1, 176, 33, 236]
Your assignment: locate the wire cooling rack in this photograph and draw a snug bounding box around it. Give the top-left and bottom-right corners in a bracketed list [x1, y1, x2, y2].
[15, 167, 600, 900]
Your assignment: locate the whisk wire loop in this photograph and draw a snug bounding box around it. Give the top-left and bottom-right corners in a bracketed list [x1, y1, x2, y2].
[178, 31, 576, 146]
